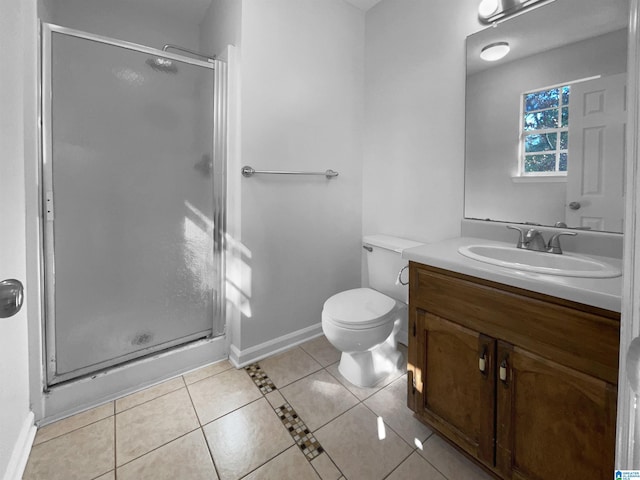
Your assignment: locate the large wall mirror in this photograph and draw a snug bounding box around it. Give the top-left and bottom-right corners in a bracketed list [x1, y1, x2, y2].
[464, 0, 629, 233]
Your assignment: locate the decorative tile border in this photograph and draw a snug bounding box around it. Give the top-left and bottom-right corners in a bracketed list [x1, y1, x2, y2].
[275, 403, 324, 461]
[244, 363, 277, 394]
[245, 362, 325, 463]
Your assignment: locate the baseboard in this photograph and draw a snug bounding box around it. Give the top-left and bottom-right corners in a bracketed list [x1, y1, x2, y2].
[3, 411, 36, 480]
[229, 323, 323, 368]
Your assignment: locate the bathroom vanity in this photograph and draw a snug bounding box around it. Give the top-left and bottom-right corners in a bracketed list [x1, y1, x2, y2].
[403, 238, 621, 480]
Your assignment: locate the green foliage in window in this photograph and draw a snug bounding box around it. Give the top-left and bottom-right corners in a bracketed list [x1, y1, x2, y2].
[521, 85, 570, 175]
[525, 133, 557, 152]
[524, 154, 557, 172]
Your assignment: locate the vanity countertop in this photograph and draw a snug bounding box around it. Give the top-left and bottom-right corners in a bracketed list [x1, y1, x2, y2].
[402, 236, 622, 313]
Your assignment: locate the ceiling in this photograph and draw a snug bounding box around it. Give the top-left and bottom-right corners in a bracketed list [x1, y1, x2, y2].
[116, 0, 382, 25]
[343, 0, 383, 11]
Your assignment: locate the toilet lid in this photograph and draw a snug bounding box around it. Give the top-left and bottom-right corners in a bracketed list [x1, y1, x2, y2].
[323, 288, 397, 329]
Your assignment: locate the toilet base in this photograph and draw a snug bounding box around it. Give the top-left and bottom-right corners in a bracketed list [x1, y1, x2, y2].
[337, 336, 404, 388]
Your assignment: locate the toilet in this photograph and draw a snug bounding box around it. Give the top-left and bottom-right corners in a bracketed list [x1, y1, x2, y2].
[322, 234, 423, 387]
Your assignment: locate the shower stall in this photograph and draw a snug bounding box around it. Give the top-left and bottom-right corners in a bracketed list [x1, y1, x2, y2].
[41, 23, 226, 386]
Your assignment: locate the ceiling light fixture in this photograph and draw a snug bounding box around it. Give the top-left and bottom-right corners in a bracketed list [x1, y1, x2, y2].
[480, 42, 510, 61]
[478, 0, 554, 25]
[478, 0, 499, 18]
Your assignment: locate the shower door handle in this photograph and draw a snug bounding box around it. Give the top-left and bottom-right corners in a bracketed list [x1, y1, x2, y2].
[0, 279, 24, 318]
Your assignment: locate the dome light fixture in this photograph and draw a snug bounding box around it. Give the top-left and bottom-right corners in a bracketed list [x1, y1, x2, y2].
[480, 42, 510, 62]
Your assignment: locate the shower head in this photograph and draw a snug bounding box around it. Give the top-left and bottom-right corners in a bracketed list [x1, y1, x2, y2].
[145, 57, 178, 74]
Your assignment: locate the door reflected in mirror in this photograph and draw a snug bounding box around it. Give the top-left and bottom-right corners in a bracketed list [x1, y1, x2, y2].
[464, 0, 629, 233]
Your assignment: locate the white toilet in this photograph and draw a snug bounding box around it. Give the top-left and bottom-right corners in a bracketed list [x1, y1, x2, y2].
[321, 234, 423, 387]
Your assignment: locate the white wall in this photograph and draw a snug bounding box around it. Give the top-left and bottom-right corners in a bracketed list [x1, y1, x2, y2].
[465, 29, 627, 226]
[199, 0, 241, 56]
[0, 0, 36, 477]
[47, 0, 201, 50]
[37, 0, 51, 22]
[363, 0, 481, 244]
[237, 0, 364, 351]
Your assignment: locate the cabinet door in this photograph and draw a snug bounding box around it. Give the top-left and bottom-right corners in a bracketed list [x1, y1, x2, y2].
[496, 341, 616, 479]
[415, 310, 496, 466]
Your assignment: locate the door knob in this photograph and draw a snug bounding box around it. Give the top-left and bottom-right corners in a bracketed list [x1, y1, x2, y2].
[569, 201, 581, 210]
[0, 279, 24, 318]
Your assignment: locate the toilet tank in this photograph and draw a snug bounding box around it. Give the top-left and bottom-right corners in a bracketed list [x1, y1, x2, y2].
[363, 234, 424, 303]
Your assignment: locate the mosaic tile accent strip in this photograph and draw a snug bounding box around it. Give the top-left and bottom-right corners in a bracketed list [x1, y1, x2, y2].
[244, 363, 277, 394]
[275, 403, 324, 461]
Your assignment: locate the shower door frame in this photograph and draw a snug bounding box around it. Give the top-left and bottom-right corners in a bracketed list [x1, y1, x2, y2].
[41, 23, 226, 387]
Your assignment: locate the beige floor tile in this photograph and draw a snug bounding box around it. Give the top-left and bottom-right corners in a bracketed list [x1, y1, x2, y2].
[363, 376, 432, 446]
[115, 387, 199, 466]
[115, 377, 185, 413]
[23, 417, 114, 480]
[418, 434, 493, 480]
[187, 367, 262, 425]
[34, 402, 114, 445]
[314, 403, 413, 480]
[259, 347, 322, 388]
[265, 390, 287, 409]
[310, 452, 342, 480]
[325, 361, 406, 401]
[386, 452, 445, 480]
[243, 445, 320, 480]
[95, 471, 115, 480]
[183, 360, 233, 385]
[300, 336, 341, 367]
[203, 398, 293, 480]
[280, 369, 359, 431]
[117, 430, 217, 480]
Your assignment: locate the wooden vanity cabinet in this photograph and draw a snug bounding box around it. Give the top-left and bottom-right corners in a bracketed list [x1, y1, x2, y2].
[495, 342, 617, 479]
[414, 311, 496, 467]
[407, 262, 619, 480]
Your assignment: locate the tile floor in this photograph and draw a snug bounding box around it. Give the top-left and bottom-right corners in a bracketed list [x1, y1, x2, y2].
[23, 336, 493, 480]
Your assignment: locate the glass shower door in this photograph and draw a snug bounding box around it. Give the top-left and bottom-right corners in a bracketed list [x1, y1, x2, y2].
[42, 24, 224, 385]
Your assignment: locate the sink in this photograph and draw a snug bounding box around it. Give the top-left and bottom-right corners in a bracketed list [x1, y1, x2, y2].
[458, 244, 621, 278]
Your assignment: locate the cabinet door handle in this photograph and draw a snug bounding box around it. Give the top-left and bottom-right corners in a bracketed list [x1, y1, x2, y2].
[479, 347, 487, 373]
[499, 359, 508, 382]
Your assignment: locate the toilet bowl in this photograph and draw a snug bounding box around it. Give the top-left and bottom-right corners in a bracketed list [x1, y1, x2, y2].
[321, 234, 422, 388]
[322, 287, 405, 387]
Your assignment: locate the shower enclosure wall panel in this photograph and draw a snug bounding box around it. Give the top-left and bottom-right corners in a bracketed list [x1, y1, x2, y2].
[42, 24, 224, 385]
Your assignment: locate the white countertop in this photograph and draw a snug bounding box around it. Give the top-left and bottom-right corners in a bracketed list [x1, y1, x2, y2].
[402, 237, 623, 313]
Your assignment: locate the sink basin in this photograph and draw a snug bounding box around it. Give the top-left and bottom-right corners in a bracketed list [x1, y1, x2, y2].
[458, 244, 621, 278]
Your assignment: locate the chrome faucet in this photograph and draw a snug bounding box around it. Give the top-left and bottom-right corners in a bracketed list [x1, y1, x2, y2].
[523, 228, 547, 252]
[507, 225, 526, 248]
[507, 225, 577, 254]
[507, 225, 546, 251]
[546, 231, 578, 254]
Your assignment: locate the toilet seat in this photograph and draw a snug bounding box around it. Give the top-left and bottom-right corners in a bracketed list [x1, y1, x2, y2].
[322, 288, 398, 330]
